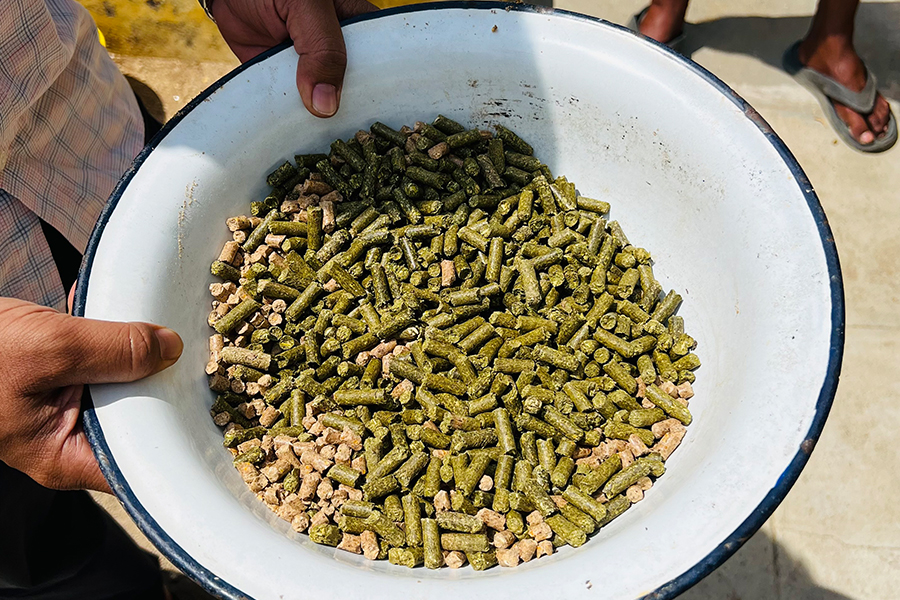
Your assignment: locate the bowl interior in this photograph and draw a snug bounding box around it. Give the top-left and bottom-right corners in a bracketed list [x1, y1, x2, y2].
[80, 6, 837, 600]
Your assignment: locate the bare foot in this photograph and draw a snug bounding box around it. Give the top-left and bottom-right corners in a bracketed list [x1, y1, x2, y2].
[798, 39, 891, 145]
[638, 1, 688, 45]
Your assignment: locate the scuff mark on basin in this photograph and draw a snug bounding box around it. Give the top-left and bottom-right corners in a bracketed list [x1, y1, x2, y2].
[179, 179, 198, 261]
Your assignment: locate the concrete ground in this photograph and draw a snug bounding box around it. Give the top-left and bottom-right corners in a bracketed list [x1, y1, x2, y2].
[87, 0, 899, 598]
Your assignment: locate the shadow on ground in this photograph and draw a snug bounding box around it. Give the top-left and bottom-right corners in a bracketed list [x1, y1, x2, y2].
[677, 1, 900, 101]
[681, 529, 853, 600]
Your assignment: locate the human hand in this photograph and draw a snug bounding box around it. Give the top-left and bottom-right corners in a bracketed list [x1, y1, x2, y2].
[211, 0, 378, 118]
[0, 297, 183, 493]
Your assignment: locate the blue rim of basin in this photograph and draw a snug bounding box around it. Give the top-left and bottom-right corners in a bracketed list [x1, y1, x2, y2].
[73, 4, 845, 599]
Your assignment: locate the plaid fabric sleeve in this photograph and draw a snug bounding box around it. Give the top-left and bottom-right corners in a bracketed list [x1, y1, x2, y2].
[0, 190, 66, 311]
[0, 0, 142, 308]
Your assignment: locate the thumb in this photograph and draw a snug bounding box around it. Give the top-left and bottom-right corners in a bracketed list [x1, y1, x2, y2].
[281, 0, 348, 117]
[37, 314, 184, 389]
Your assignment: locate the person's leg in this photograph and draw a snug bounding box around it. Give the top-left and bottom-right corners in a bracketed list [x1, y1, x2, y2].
[0, 462, 166, 600]
[797, 0, 891, 145]
[638, 0, 689, 45]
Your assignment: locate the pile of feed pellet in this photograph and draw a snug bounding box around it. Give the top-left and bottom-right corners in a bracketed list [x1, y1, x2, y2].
[205, 116, 699, 570]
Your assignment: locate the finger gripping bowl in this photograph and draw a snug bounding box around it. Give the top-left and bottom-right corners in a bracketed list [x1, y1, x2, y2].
[75, 4, 843, 599]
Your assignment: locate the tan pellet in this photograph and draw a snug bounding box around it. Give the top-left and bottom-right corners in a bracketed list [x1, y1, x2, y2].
[528, 522, 552, 541]
[428, 142, 450, 160]
[444, 551, 467, 569]
[291, 513, 310, 533]
[218, 241, 240, 263]
[496, 548, 520, 568]
[260, 459, 291, 484]
[230, 378, 246, 394]
[434, 490, 451, 512]
[476, 508, 506, 530]
[271, 298, 287, 314]
[210, 283, 229, 302]
[298, 472, 322, 500]
[676, 381, 694, 399]
[535, 540, 554, 558]
[515, 539, 538, 562]
[627, 433, 649, 457]
[492, 530, 516, 550]
[337, 533, 362, 554]
[226, 216, 251, 231]
[626, 484, 644, 503]
[208, 373, 230, 392]
[360, 530, 379, 560]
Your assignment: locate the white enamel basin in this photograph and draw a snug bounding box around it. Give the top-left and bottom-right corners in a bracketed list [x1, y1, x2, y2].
[75, 4, 843, 599]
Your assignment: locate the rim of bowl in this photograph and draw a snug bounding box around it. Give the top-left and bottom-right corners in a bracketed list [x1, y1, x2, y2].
[74, 4, 845, 599]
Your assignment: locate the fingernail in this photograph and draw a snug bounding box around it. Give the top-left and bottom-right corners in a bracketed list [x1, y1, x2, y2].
[312, 83, 338, 116]
[155, 327, 184, 361]
[860, 131, 874, 144]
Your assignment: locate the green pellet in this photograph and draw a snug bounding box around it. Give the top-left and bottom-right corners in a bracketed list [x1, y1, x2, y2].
[495, 125, 533, 155]
[651, 290, 683, 323]
[221, 346, 271, 371]
[243, 210, 281, 252]
[334, 388, 386, 406]
[546, 514, 587, 547]
[597, 494, 631, 527]
[436, 511, 485, 533]
[422, 518, 443, 569]
[363, 476, 400, 502]
[309, 523, 342, 547]
[550, 456, 576, 488]
[399, 494, 423, 546]
[394, 451, 430, 488]
[603, 421, 655, 447]
[609, 389, 643, 412]
[211, 260, 240, 282]
[494, 358, 536, 374]
[672, 353, 701, 371]
[285, 281, 324, 322]
[645, 383, 693, 425]
[533, 345, 580, 373]
[388, 547, 424, 568]
[365, 511, 406, 546]
[432, 114, 466, 135]
[603, 360, 638, 395]
[446, 129, 482, 149]
[233, 446, 265, 465]
[305, 206, 324, 253]
[603, 460, 655, 497]
[369, 446, 410, 479]
[562, 485, 607, 523]
[466, 551, 497, 571]
[573, 454, 622, 495]
[214, 298, 260, 334]
[441, 533, 490, 553]
[327, 463, 362, 487]
[629, 407, 666, 427]
[556, 438, 577, 457]
[450, 429, 498, 453]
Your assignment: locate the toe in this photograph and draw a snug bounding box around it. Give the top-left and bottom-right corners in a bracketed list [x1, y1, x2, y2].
[866, 95, 891, 138]
[833, 101, 875, 145]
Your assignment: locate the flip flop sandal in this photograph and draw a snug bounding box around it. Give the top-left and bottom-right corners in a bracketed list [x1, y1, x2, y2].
[783, 41, 897, 153]
[627, 6, 687, 53]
